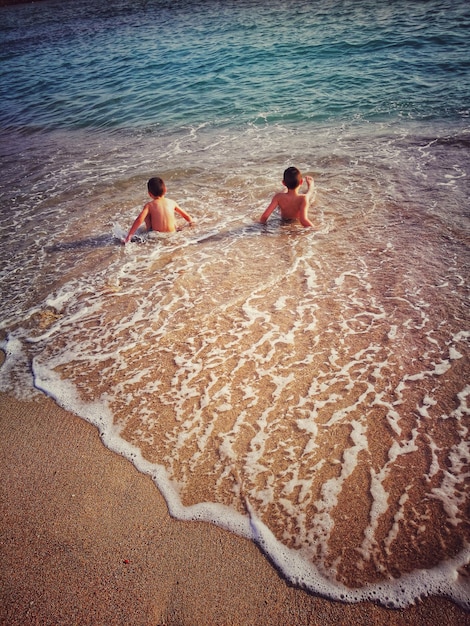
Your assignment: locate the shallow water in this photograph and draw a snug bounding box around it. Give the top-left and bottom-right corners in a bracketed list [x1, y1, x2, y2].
[1, 0, 469, 608]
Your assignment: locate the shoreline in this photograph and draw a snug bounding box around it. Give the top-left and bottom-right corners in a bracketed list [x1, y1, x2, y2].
[1, 391, 468, 625]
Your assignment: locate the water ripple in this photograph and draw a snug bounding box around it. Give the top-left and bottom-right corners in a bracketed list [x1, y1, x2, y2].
[1, 0, 468, 131]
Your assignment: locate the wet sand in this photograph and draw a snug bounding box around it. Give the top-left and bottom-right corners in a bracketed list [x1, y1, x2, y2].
[1, 392, 468, 625]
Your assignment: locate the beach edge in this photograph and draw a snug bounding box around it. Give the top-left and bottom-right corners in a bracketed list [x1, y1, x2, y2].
[0, 391, 468, 625]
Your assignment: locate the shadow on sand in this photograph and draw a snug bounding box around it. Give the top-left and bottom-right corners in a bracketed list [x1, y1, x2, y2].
[45, 222, 268, 254]
[45, 234, 120, 253]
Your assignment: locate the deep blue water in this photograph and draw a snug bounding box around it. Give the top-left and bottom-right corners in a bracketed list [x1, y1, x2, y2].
[1, 0, 469, 132]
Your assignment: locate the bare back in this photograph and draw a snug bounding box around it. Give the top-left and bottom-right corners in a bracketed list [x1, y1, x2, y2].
[124, 187, 192, 244]
[276, 192, 308, 221]
[147, 197, 179, 232]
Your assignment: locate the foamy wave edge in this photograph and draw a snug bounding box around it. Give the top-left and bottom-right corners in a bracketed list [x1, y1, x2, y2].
[32, 359, 470, 610]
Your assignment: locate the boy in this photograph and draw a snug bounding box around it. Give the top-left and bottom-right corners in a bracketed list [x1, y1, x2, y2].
[124, 177, 192, 244]
[259, 166, 315, 227]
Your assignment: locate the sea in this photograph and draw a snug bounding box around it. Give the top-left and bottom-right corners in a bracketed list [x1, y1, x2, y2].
[0, 0, 469, 610]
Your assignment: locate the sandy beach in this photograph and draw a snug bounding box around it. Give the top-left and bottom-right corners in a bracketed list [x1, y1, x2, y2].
[1, 0, 469, 622]
[1, 391, 468, 626]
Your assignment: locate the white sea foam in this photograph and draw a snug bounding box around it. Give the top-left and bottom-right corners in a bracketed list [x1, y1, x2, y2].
[22, 202, 468, 608]
[0, 335, 40, 399]
[27, 320, 470, 607]
[1, 115, 468, 609]
[0, 0, 469, 611]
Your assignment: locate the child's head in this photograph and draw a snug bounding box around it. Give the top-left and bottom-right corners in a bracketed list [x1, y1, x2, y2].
[283, 166, 302, 190]
[148, 177, 166, 198]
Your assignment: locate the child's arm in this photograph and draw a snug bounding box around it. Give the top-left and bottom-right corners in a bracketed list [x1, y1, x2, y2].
[298, 197, 314, 228]
[298, 176, 315, 227]
[175, 205, 193, 224]
[304, 175, 316, 202]
[259, 195, 279, 224]
[124, 205, 149, 244]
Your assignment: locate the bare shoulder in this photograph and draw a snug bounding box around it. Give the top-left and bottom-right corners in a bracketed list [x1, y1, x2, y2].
[272, 191, 287, 205]
[164, 197, 179, 209]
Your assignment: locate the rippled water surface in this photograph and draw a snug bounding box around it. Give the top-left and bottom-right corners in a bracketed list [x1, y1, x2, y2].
[1, 0, 469, 608]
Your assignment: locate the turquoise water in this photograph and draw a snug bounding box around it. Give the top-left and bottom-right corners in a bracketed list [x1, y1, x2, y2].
[1, 0, 469, 131]
[1, 0, 469, 609]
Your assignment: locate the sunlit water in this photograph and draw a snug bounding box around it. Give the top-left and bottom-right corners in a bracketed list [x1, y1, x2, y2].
[1, 0, 469, 608]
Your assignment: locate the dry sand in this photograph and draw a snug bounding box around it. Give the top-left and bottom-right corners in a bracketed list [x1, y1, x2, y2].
[1, 391, 468, 625]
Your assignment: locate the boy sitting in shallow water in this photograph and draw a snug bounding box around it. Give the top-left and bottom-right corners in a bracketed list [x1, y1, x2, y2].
[124, 177, 192, 244]
[259, 166, 315, 227]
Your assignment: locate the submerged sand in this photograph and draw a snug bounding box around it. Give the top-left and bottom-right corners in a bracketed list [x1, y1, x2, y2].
[0, 392, 468, 625]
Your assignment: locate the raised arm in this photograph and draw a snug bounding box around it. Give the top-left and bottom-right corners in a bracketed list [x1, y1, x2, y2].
[297, 176, 315, 227]
[304, 175, 316, 202]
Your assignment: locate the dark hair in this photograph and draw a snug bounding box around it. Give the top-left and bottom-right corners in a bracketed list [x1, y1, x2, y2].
[147, 177, 165, 197]
[283, 167, 302, 190]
